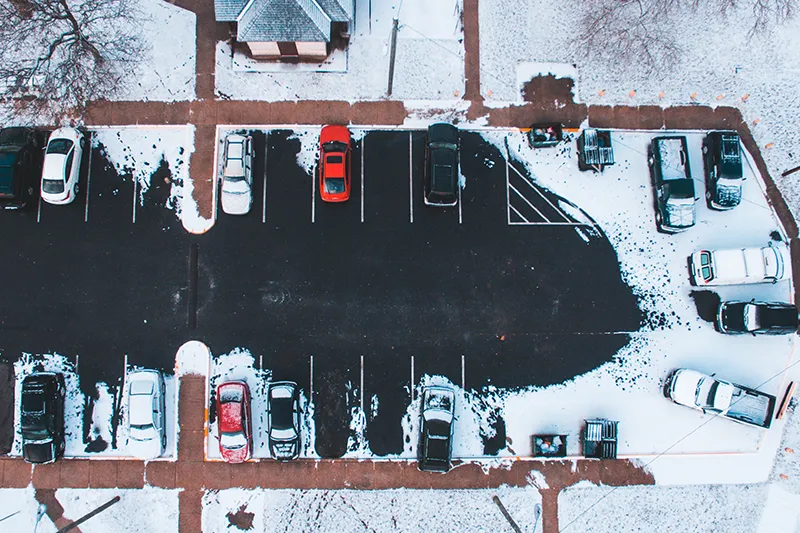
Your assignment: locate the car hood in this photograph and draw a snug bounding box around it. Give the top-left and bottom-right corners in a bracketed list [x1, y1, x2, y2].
[222, 445, 250, 464]
[42, 154, 67, 181]
[221, 188, 252, 215]
[665, 199, 695, 228]
[24, 441, 55, 464]
[669, 369, 704, 406]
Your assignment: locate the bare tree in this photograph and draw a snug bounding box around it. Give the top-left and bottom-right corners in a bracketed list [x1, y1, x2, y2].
[576, 0, 682, 75]
[0, 0, 148, 121]
[577, 0, 797, 75]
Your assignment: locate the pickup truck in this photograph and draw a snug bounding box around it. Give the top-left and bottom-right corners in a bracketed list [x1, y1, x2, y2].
[689, 242, 791, 286]
[665, 368, 776, 429]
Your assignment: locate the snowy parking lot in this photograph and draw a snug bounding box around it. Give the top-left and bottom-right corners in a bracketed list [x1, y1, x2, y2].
[1, 125, 795, 486]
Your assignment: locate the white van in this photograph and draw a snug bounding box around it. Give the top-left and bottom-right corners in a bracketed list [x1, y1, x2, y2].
[690, 242, 791, 286]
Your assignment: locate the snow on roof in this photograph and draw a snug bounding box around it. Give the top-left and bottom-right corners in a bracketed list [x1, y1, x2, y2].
[218, 0, 353, 43]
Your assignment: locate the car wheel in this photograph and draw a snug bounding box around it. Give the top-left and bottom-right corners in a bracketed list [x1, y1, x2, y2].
[705, 190, 711, 201]
[702, 145, 708, 155]
[73, 182, 79, 197]
[655, 211, 662, 227]
[80, 136, 86, 149]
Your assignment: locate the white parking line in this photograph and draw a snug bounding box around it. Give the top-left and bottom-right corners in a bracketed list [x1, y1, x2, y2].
[259, 354, 263, 370]
[132, 177, 138, 223]
[309, 355, 314, 399]
[509, 204, 528, 223]
[458, 184, 463, 224]
[84, 134, 93, 223]
[360, 355, 365, 412]
[408, 132, 414, 223]
[311, 165, 316, 224]
[360, 136, 365, 223]
[505, 151, 511, 225]
[509, 183, 550, 222]
[461, 354, 465, 390]
[509, 163, 571, 223]
[262, 142, 268, 224]
[36, 194, 42, 223]
[410, 355, 415, 401]
[75, 354, 80, 373]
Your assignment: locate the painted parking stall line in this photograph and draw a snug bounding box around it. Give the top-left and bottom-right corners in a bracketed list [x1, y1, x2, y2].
[84, 133, 93, 223]
[506, 158, 587, 226]
[311, 160, 316, 223]
[262, 140, 268, 224]
[360, 134, 365, 223]
[408, 131, 414, 223]
[132, 174, 138, 223]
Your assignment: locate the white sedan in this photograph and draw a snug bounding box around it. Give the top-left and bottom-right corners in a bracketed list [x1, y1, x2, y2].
[125, 370, 167, 459]
[220, 134, 254, 215]
[41, 127, 84, 205]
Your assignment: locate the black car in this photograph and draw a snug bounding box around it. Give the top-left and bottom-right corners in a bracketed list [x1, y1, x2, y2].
[704, 131, 743, 210]
[424, 123, 459, 207]
[649, 136, 696, 233]
[267, 381, 301, 460]
[0, 127, 45, 210]
[418, 386, 455, 472]
[717, 301, 799, 335]
[20, 372, 66, 464]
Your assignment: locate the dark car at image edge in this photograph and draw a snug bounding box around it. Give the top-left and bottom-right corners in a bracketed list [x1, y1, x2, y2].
[717, 300, 799, 335]
[0, 127, 45, 210]
[20, 372, 66, 464]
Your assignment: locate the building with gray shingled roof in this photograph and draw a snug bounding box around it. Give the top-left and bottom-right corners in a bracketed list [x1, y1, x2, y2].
[216, 0, 354, 60]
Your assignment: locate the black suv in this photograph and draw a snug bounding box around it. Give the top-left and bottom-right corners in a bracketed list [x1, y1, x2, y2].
[21, 372, 66, 464]
[267, 381, 301, 460]
[418, 386, 455, 472]
[703, 131, 743, 210]
[649, 136, 696, 233]
[424, 123, 459, 207]
[0, 127, 45, 210]
[717, 300, 799, 335]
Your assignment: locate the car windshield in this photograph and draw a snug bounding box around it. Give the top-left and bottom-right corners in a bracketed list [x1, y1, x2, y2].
[324, 177, 345, 193]
[24, 429, 51, 441]
[668, 180, 694, 199]
[47, 139, 73, 155]
[219, 387, 243, 403]
[22, 392, 45, 413]
[323, 141, 347, 153]
[270, 397, 294, 430]
[697, 378, 718, 407]
[430, 142, 457, 151]
[42, 179, 65, 194]
[699, 252, 713, 282]
[424, 392, 453, 412]
[220, 431, 247, 449]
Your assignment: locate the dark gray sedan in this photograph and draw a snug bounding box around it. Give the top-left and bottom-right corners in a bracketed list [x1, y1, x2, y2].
[717, 301, 799, 335]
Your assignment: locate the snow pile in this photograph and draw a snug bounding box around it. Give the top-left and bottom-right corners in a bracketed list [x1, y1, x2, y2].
[175, 340, 211, 377]
[56, 488, 179, 533]
[479, 0, 800, 217]
[112, 0, 196, 102]
[203, 486, 542, 532]
[207, 348, 317, 460]
[558, 484, 767, 533]
[215, 0, 464, 101]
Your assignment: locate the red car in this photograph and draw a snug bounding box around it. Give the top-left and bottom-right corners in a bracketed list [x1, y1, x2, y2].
[216, 381, 252, 463]
[319, 125, 351, 202]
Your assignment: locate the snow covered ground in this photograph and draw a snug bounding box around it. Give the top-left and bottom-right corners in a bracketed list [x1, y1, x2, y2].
[112, 0, 196, 102]
[10, 352, 179, 460]
[479, 0, 800, 218]
[215, 0, 464, 101]
[0, 487, 179, 533]
[202, 486, 542, 532]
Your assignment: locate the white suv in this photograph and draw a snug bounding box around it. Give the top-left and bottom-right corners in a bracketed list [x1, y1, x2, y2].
[220, 134, 254, 215]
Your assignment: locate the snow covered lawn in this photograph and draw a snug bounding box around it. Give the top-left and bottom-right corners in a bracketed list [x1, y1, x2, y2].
[215, 0, 464, 101]
[203, 486, 542, 532]
[112, 0, 196, 102]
